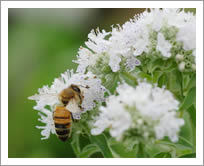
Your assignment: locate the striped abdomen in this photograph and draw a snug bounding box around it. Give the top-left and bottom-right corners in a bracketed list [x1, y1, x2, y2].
[53, 106, 72, 142]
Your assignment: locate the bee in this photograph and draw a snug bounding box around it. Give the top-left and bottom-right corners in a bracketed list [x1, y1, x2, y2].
[53, 106, 72, 142]
[53, 84, 83, 142]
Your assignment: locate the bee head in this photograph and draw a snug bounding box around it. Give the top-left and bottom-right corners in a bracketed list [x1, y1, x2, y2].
[59, 84, 83, 106]
[59, 88, 74, 106]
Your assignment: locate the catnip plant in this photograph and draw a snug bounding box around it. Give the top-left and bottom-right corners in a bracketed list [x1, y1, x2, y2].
[29, 8, 196, 158]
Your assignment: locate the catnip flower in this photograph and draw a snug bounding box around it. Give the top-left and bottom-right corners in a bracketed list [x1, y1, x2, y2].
[156, 32, 172, 58]
[74, 8, 195, 74]
[35, 108, 55, 140]
[91, 82, 184, 142]
[28, 70, 106, 139]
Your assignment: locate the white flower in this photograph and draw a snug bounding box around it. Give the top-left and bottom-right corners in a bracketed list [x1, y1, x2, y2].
[29, 70, 106, 139]
[125, 55, 141, 71]
[91, 82, 184, 142]
[73, 47, 98, 73]
[36, 108, 55, 140]
[74, 9, 195, 73]
[85, 29, 111, 54]
[108, 54, 121, 72]
[91, 96, 132, 140]
[154, 111, 184, 142]
[156, 32, 172, 58]
[176, 19, 196, 51]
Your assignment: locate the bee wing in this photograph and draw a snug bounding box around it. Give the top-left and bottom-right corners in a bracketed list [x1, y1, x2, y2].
[66, 98, 82, 114]
[28, 93, 58, 100]
[28, 93, 59, 109]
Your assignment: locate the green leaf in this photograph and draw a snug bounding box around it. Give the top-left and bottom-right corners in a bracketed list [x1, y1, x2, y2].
[179, 112, 194, 147]
[179, 87, 196, 111]
[182, 74, 190, 91]
[187, 105, 196, 129]
[79, 144, 100, 158]
[152, 71, 162, 83]
[89, 134, 113, 158]
[154, 152, 172, 158]
[162, 59, 177, 72]
[175, 70, 183, 97]
[184, 74, 196, 92]
[158, 73, 168, 87]
[166, 70, 183, 101]
[177, 136, 194, 149]
[147, 58, 164, 73]
[138, 71, 152, 82]
[137, 143, 149, 158]
[179, 153, 196, 158]
[156, 135, 194, 157]
[187, 105, 196, 147]
[104, 73, 121, 94]
[120, 72, 138, 87]
[157, 137, 193, 150]
[145, 142, 169, 158]
[110, 142, 136, 158]
[188, 74, 196, 89]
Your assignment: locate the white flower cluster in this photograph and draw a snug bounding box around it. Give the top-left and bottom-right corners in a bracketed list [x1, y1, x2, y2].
[91, 82, 184, 142]
[74, 9, 196, 73]
[29, 9, 194, 142]
[29, 70, 106, 139]
[35, 108, 55, 140]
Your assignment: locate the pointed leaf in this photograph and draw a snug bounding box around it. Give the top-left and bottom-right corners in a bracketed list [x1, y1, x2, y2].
[138, 71, 152, 82]
[158, 73, 168, 87]
[89, 134, 113, 158]
[110, 143, 136, 158]
[79, 144, 99, 158]
[187, 105, 196, 129]
[154, 152, 172, 158]
[179, 153, 196, 158]
[180, 87, 196, 111]
[187, 105, 196, 147]
[183, 73, 196, 93]
[157, 135, 193, 151]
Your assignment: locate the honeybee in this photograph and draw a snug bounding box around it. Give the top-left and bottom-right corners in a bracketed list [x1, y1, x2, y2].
[53, 84, 83, 142]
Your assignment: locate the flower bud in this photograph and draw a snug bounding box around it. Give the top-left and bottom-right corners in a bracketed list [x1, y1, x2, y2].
[179, 62, 185, 71]
[176, 54, 184, 61]
[192, 64, 196, 70]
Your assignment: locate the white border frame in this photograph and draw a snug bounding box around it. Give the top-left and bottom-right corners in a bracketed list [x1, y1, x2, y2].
[1, 1, 203, 165]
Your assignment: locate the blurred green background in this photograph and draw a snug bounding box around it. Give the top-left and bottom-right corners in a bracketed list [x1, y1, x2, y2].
[8, 8, 146, 158]
[8, 8, 196, 158]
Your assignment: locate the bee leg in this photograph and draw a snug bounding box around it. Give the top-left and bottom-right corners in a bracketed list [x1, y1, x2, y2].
[72, 115, 77, 122]
[71, 113, 78, 122]
[52, 111, 55, 120]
